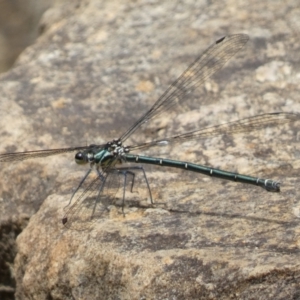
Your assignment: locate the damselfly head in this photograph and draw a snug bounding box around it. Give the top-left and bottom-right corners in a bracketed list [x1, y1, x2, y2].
[75, 151, 90, 165]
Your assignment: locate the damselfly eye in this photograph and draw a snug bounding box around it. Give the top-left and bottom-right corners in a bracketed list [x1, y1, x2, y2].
[75, 152, 87, 165]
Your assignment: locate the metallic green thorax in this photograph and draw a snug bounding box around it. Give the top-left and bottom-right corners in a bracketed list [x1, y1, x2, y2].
[74, 141, 125, 169]
[94, 149, 113, 164]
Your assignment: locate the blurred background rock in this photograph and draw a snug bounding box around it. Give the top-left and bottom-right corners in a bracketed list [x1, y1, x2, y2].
[0, 0, 65, 73]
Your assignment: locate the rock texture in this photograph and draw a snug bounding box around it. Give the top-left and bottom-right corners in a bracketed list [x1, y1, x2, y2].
[0, 0, 300, 299]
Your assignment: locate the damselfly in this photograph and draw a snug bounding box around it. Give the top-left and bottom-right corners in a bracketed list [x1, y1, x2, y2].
[1, 34, 297, 229]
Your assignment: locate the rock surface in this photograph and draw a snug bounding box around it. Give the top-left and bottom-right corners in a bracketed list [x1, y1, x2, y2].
[0, 0, 300, 299]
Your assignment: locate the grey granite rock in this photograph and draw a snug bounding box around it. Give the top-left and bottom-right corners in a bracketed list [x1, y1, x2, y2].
[0, 0, 300, 299]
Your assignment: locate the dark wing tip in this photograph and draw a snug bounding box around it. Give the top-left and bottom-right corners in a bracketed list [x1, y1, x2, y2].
[216, 36, 226, 44]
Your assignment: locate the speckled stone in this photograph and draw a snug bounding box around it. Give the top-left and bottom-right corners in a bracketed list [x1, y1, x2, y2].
[0, 0, 300, 299]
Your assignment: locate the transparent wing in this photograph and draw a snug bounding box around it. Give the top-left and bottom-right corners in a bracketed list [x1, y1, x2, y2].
[120, 34, 249, 142]
[129, 112, 299, 151]
[0, 146, 94, 162]
[62, 169, 121, 231]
